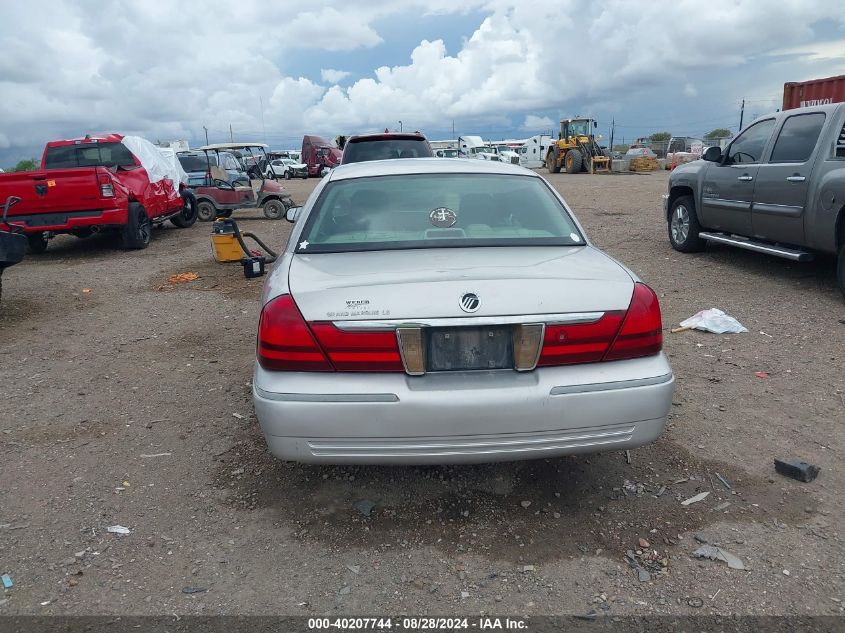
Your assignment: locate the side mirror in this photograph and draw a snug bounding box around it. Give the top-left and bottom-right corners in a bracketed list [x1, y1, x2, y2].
[286, 206, 301, 223]
[702, 146, 722, 162]
[593, 121, 598, 128]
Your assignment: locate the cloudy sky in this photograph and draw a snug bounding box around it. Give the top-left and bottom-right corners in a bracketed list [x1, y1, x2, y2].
[1, 0, 844, 165]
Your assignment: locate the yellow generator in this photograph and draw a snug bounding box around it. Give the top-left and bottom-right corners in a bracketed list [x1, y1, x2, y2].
[545, 118, 610, 174]
[211, 217, 278, 278]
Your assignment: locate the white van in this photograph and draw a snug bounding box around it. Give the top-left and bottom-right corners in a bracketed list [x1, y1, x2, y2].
[518, 135, 552, 169]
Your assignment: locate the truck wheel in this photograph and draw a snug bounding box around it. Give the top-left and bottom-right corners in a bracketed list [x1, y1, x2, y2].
[564, 150, 583, 174]
[546, 152, 561, 174]
[837, 240, 845, 300]
[122, 203, 151, 249]
[197, 201, 217, 222]
[171, 191, 198, 228]
[262, 199, 285, 220]
[668, 195, 706, 253]
[27, 232, 48, 254]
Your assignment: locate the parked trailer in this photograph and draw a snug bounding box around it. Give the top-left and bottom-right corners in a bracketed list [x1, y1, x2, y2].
[518, 135, 552, 169]
[783, 74, 845, 110]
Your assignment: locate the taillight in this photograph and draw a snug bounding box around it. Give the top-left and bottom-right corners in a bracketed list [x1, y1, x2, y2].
[310, 324, 404, 372]
[536, 282, 663, 367]
[256, 295, 404, 372]
[537, 312, 625, 367]
[99, 173, 114, 197]
[257, 295, 332, 371]
[604, 282, 663, 361]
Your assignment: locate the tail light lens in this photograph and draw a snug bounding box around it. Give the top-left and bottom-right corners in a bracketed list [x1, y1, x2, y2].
[537, 312, 625, 367]
[257, 295, 332, 371]
[604, 282, 663, 361]
[537, 282, 663, 367]
[98, 173, 114, 197]
[309, 323, 404, 372]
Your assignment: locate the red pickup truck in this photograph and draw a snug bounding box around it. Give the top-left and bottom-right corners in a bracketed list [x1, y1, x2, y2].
[0, 134, 197, 252]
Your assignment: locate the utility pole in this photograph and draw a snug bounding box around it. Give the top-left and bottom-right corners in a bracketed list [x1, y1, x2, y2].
[609, 118, 615, 151]
[260, 96, 266, 144]
[739, 99, 745, 131]
[452, 120, 455, 138]
[229, 124, 233, 142]
[398, 120, 403, 132]
[203, 126, 208, 145]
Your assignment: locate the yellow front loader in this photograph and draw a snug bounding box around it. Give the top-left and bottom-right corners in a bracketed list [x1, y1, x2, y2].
[545, 118, 610, 174]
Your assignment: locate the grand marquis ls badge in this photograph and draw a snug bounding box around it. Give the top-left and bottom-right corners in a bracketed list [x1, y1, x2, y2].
[459, 292, 480, 313]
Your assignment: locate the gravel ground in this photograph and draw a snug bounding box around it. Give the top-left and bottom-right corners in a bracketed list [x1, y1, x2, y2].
[0, 169, 843, 617]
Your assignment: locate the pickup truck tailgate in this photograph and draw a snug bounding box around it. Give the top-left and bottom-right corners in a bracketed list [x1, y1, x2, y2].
[0, 168, 116, 227]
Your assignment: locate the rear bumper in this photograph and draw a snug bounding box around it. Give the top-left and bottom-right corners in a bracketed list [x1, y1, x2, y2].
[7, 206, 128, 232]
[252, 354, 674, 464]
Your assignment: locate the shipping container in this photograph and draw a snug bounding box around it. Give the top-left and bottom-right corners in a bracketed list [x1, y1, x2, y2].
[782, 74, 845, 110]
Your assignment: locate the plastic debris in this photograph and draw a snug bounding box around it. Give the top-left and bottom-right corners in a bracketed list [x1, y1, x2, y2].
[182, 586, 207, 594]
[167, 272, 199, 284]
[232, 413, 245, 420]
[774, 458, 820, 483]
[681, 491, 710, 506]
[715, 473, 732, 490]
[140, 453, 171, 458]
[353, 499, 376, 517]
[106, 525, 131, 535]
[81, 288, 91, 294]
[1, 574, 12, 589]
[692, 545, 745, 570]
[678, 308, 748, 334]
[755, 371, 770, 379]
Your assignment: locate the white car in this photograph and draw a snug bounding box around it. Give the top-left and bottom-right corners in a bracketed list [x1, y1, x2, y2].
[253, 158, 674, 464]
[266, 158, 308, 180]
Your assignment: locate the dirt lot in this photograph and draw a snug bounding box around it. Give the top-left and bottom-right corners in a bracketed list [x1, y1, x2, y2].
[1, 170, 843, 617]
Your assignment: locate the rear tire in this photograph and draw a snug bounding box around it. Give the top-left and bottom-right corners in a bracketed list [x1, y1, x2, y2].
[546, 152, 561, 174]
[122, 202, 151, 249]
[197, 201, 217, 222]
[262, 199, 285, 220]
[668, 194, 706, 253]
[564, 150, 583, 174]
[837, 240, 845, 300]
[171, 190, 198, 228]
[27, 232, 48, 254]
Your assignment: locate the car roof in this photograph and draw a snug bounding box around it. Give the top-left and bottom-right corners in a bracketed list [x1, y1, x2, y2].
[328, 157, 537, 181]
[346, 133, 428, 143]
[199, 143, 268, 151]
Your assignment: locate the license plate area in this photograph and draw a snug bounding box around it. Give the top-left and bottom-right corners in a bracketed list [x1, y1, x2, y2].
[425, 326, 513, 372]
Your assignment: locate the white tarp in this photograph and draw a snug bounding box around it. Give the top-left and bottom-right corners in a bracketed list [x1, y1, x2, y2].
[120, 135, 188, 191]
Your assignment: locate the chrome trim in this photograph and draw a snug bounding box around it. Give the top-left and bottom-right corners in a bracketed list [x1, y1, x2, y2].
[737, 175, 753, 181]
[254, 386, 398, 403]
[785, 175, 806, 182]
[550, 373, 673, 396]
[334, 312, 604, 330]
[698, 232, 813, 262]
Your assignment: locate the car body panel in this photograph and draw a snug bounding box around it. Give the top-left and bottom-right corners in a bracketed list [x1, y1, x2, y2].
[289, 246, 634, 321]
[253, 354, 673, 464]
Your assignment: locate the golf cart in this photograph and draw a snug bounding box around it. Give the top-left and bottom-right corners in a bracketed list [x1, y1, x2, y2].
[191, 143, 293, 221]
[0, 196, 27, 302]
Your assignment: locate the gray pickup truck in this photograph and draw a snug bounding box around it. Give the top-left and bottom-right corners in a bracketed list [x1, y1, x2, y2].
[663, 103, 845, 298]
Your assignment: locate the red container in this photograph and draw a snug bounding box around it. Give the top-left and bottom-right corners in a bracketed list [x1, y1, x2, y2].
[783, 74, 845, 110]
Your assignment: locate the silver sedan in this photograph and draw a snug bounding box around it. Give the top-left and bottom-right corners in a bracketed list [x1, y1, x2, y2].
[253, 158, 674, 464]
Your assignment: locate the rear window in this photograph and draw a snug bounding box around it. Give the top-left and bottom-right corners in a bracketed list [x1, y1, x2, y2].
[178, 154, 216, 171]
[44, 142, 136, 169]
[342, 139, 433, 164]
[295, 173, 584, 254]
